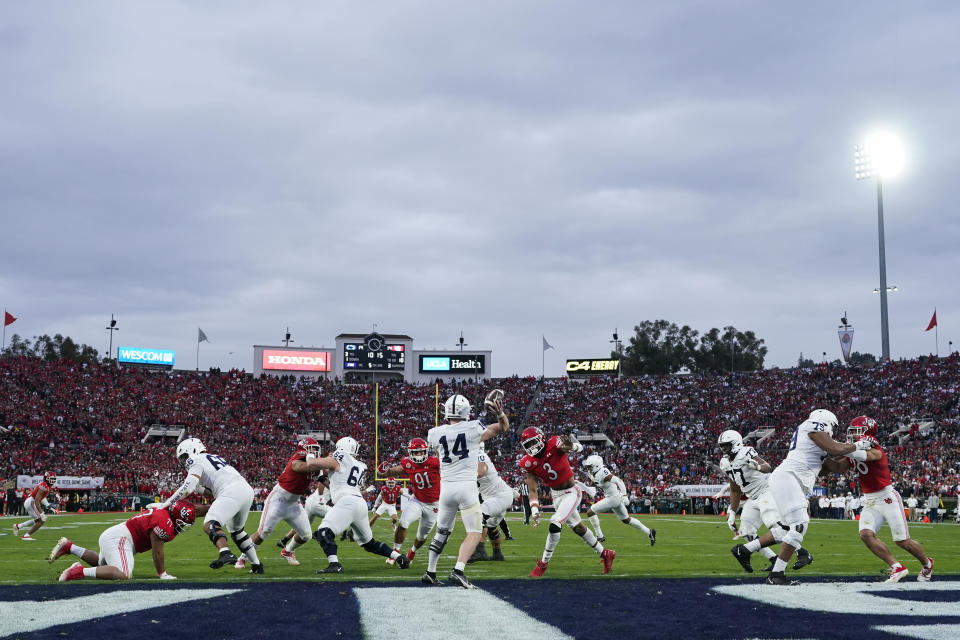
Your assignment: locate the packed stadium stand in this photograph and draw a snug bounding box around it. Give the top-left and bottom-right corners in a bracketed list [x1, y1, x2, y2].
[2, 355, 958, 511]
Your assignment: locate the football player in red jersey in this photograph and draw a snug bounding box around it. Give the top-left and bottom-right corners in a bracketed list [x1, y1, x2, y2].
[380, 437, 441, 563]
[831, 416, 934, 582]
[369, 478, 402, 529]
[249, 437, 321, 567]
[48, 501, 203, 581]
[13, 471, 58, 541]
[519, 427, 615, 577]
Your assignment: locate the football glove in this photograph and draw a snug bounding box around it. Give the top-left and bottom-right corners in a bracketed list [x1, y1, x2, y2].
[145, 503, 163, 510]
[530, 506, 540, 528]
[855, 439, 874, 451]
[747, 459, 761, 471]
[378, 460, 392, 475]
[727, 511, 737, 532]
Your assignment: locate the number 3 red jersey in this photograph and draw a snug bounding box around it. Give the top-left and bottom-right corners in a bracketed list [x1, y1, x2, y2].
[518, 436, 574, 489]
[277, 451, 311, 495]
[854, 435, 892, 493]
[399, 456, 441, 503]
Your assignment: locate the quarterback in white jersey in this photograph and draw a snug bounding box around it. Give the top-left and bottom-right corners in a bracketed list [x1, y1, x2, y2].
[422, 390, 510, 589]
[300, 436, 410, 574]
[157, 438, 262, 573]
[581, 456, 656, 545]
[468, 445, 515, 563]
[731, 410, 868, 585]
[718, 431, 813, 573]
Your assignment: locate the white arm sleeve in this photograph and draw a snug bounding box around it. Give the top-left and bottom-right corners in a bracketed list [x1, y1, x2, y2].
[163, 467, 201, 507]
[614, 476, 627, 496]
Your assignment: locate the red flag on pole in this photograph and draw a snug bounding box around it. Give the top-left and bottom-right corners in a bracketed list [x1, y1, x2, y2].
[3, 311, 15, 327]
[925, 310, 937, 332]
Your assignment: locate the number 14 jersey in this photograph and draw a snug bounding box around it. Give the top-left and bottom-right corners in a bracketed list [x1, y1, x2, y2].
[519, 435, 574, 489]
[427, 420, 486, 482]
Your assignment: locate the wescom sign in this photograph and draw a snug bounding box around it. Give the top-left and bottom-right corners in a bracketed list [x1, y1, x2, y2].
[262, 349, 332, 372]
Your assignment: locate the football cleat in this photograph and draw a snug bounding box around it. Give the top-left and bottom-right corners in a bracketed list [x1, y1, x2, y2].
[318, 562, 344, 574]
[249, 563, 265, 574]
[468, 545, 489, 564]
[406, 548, 417, 562]
[886, 566, 909, 583]
[793, 549, 814, 570]
[21, 534, 35, 541]
[600, 548, 616, 575]
[421, 571, 442, 585]
[395, 554, 410, 569]
[504, 534, 515, 541]
[210, 550, 238, 569]
[491, 549, 505, 561]
[763, 556, 777, 573]
[448, 570, 475, 589]
[731, 544, 754, 573]
[59, 561, 84, 582]
[49, 537, 72, 563]
[766, 571, 798, 586]
[280, 549, 300, 566]
[649, 529, 657, 546]
[918, 558, 934, 582]
[385, 557, 396, 565]
[529, 560, 549, 577]
[234, 557, 247, 570]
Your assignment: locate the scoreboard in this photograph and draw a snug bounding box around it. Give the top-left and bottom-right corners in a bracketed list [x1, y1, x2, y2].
[342, 334, 406, 370]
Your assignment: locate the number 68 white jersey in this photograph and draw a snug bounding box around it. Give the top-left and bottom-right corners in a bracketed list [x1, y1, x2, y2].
[183, 452, 247, 497]
[719, 446, 767, 500]
[328, 450, 367, 503]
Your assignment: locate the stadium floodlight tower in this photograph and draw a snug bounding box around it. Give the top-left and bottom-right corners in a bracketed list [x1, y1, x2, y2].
[855, 130, 905, 362]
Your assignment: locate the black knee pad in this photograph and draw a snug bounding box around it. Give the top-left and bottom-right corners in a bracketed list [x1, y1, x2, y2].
[548, 523, 562, 534]
[207, 521, 227, 545]
[487, 526, 501, 541]
[429, 528, 451, 555]
[314, 527, 338, 557]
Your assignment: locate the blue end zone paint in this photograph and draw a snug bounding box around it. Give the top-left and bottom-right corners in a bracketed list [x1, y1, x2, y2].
[2, 577, 958, 640]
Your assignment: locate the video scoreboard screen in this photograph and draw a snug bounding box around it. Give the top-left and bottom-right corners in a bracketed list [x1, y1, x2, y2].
[343, 342, 405, 370]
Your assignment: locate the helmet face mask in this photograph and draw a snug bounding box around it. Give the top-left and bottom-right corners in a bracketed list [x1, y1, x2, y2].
[717, 430, 743, 459]
[335, 436, 360, 456]
[408, 438, 429, 464]
[521, 427, 545, 456]
[386, 477, 396, 488]
[297, 437, 321, 457]
[44, 471, 57, 486]
[443, 394, 471, 421]
[176, 437, 206, 464]
[170, 500, 196, 534]
[847, 415, 879, 443]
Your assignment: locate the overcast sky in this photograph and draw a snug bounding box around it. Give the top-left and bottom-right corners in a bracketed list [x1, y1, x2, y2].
[2, 1, 958, 377]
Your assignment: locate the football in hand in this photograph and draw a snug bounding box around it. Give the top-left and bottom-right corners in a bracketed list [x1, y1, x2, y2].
[484, 388, 505, 412]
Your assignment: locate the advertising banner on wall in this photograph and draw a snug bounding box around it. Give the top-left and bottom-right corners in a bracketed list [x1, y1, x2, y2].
[418, 354, 486, 374]
[565, 358, 620, 375]
[118, 347, 175, 366]
[17, 475, 106, 490]
[262, 349, 332, 372]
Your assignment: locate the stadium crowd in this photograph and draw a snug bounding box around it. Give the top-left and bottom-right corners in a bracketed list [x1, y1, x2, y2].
[1, 354, 958, 510]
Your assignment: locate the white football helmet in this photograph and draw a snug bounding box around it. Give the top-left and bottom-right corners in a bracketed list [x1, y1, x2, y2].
[335, 436, 360, 456]
[176, 437, 206, 463]
[717, 430, 743, 458]
[808, 409, 839, 435]
[583, 454, 604, 472]
[443, 394, 471, 421]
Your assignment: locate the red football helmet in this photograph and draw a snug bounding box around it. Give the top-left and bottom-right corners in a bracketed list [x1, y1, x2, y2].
[169, 500, 196, 534]
[386, 477, 396, 488]
[297, 437, 321, 457]
[44, 471, 57, 486]
[847, 416, 879, 443]
[408, 438, 429, 464]
[521, 427, 546, 456]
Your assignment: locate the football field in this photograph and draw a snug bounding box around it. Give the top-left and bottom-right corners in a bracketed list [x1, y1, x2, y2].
[1, 512, 957, 640]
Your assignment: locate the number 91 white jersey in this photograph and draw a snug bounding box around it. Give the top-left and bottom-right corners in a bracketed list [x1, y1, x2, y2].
[719, 447, 767, 500]
[329, 450, 366, 503]
[427, 420, 486, 482]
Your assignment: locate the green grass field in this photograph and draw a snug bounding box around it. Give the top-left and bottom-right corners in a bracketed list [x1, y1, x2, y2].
[2, 511, 955, 585]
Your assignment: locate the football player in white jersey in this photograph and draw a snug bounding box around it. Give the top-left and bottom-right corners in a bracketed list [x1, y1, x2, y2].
[301, 436, 410, 574]
[717, 431, 813, 573]
[731, 410, 869, 585]
[421, 390, 510, 589]
[581, 455, 656, 546]
[468, 443, 514, 563]
[156, 438, 263, 573]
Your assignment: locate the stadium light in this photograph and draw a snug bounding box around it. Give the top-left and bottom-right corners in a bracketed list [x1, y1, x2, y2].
[105, 314, 119, 361]
[872, 286, 899, 293]
[855, 130, 905, 362]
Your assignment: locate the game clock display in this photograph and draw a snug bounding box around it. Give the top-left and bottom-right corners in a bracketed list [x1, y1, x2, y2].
[342, 342, 405, 370]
